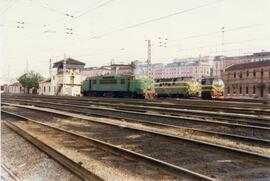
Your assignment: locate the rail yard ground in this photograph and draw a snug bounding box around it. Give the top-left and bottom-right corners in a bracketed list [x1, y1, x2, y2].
[1, 94, 270, 180]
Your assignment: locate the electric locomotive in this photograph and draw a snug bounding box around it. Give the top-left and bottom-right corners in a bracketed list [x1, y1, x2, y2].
[201, 77, 224, 99]
[155, 77, 199, 98]
[82, 75, 155, 99]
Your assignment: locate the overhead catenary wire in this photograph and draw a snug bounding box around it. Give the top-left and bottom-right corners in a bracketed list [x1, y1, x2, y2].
[74, 0, 115, 19]
[0, 0, 19, 15]
[3, 0, 116, 47]
[99, 0, 224, 37]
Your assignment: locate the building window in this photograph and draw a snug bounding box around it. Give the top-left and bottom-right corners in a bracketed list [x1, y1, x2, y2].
[70, 76, 75, 84]
[246, 86, 249, 94]
[253, 85, 256, 94]
[269, 69, 270, 76]
[44, 86, 46, 92]
[239, 85, 242, 94]
[49, 86, 51, 92]
[239, 71, 242, 78]
[234, 72, 236, 78]
[253, 70, 256, 77]
[261, 69, 264, 77]
[269, 85, 270, 94]
[246, 71, 249, 77]
[227, 86, 230, 94]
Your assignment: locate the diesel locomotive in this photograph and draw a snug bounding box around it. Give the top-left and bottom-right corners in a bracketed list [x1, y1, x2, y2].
[201, 77, 224, 99]
[82, 75, 155, 99]
[155, 77, 199, 98]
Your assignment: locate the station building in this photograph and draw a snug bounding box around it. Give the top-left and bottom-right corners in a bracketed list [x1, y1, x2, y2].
[7, 82, 23, 94]
[222, 59, 270, 99]
[39, 58, 85, 96]
[213, 51, 270, 78]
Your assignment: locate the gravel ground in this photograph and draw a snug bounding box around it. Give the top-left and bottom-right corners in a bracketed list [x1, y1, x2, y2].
[1, 121, 81, 181]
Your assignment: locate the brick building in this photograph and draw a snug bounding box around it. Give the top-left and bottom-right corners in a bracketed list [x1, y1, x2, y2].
[222, 60, 270, 99]
[213, 51, 270, 78]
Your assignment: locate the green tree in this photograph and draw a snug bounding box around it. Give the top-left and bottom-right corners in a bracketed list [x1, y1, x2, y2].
[18, 71, 44, 93]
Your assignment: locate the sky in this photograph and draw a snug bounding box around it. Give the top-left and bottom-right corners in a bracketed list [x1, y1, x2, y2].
[1, 0, 270, 80]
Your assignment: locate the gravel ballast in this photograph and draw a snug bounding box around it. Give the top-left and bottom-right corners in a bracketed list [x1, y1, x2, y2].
[1, 121, 81, 181]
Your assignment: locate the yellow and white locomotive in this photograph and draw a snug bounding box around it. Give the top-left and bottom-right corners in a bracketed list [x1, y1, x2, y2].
[201, 77, 224, 99]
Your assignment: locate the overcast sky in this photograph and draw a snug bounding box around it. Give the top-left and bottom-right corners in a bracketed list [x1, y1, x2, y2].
[1, 0, 270, 80]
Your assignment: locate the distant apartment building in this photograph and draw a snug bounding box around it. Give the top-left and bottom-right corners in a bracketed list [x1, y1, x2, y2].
[81, 57, 211, 80]
[81, 61, 145, 79]
[213, 51, 270, 78]
[222, 59, 270, 99]
[81, 66, 111, 81]
[152, 57, 211, 80]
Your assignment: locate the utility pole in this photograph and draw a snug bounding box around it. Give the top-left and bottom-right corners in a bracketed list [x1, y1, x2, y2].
[26, 60, 29, 73]
[49, 58, 52, 78]
[49, 58, 52, 95]
[221, 27, 225, 78]
[221, 27, 225, 55]
[7, 64, 10, 83]
[63, 54, 67, 96]
[146, 40, 152, 78]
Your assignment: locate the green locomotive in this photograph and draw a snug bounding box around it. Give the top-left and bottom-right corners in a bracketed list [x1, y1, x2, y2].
[155, 77, 199, 98]
[82, 75, 155, 99]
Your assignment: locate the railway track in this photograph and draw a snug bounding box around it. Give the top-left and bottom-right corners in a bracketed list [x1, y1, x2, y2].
[3, 97, 270, 126]
[3, 94, 270, 116]
[1, 164, 21, 181]
[2, 99, 270, 141]
[2, 111, 214, 181]
[2, 108, 270, 180]
[2, 104, 270, 155]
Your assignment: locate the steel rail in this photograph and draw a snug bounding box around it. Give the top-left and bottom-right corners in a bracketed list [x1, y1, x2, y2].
[2, 110, 215, 181]
[3, 103, 270, 149]
[2, 96, 270, 123]
[2, 100, 270, 139]
[3, 94, 270, 112]
[2, 106, 270, 163]
[1, 164, 21, 181]
[3, 97, 270, 129]
[2, 115, 103, 181]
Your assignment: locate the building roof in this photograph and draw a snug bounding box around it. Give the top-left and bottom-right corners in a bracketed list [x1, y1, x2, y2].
[214, 51, 270, 62]
[53, 58, 85, 68]
[9, 82, 22, 86]
[226, 59, 270, 71]
[39, 78, 51, 84]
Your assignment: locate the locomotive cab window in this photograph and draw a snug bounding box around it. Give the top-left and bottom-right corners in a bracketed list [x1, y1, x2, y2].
[202, 79, 213, 85]
[93, 80, 97, 84]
